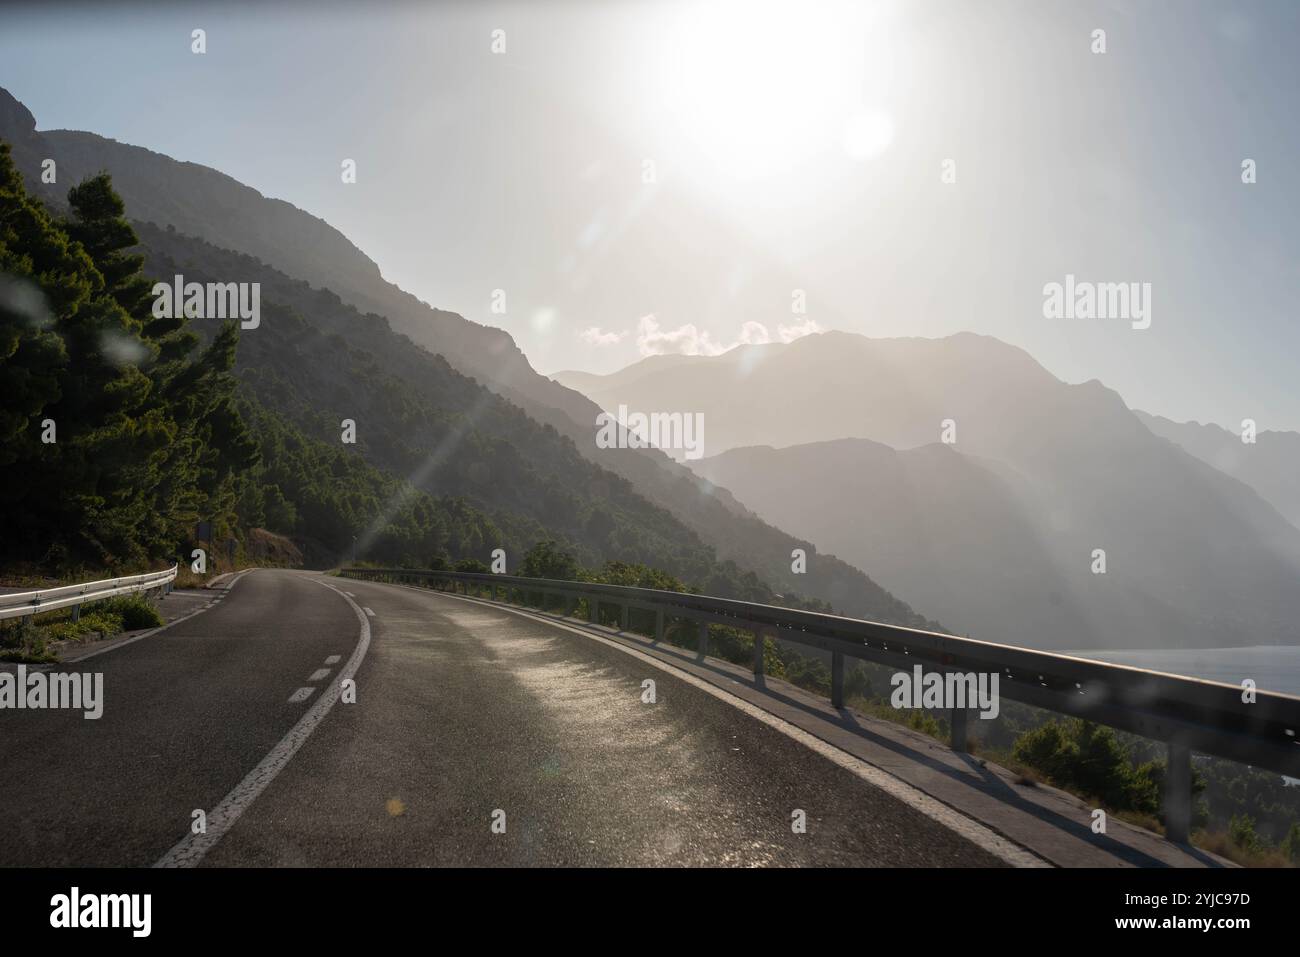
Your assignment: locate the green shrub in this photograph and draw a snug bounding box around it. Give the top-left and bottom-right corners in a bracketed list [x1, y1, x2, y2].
[80, 610, 125, 635]
[99, 594, 162, 630]
[1230, 814, 1266, 854]
[1280, 823, 1300, 864]
[1011, 718, 1168, 815]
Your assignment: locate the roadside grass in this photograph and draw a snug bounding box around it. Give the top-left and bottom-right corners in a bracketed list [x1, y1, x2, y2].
[1193, 829, 1292, 868]
[0, 593, 163, 663]
[173, 565, 208, 589]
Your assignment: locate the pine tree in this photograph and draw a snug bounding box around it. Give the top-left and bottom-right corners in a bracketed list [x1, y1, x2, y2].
[0, 142, 256, 568]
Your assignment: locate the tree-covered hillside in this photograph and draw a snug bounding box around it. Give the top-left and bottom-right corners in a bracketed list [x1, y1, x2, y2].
[134, 219, 937, 622]
[0, 140, 521, 574]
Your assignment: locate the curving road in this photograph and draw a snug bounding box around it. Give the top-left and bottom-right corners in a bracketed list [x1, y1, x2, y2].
[0, 569, 1006, 867]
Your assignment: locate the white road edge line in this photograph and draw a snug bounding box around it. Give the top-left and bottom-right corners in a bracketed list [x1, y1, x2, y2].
[154, 577, 371, 868]
[362, 607, 375, 617]
[418, 584, 1048, 869]
[66, 569, 256, 663]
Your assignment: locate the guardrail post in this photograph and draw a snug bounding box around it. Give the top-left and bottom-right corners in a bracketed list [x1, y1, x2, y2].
[617, 604, 627, 634]
[951, 707, 972, 748]
[831, 651, 844, 708]
[588, 597, 598, 623]
[950, 705, 969, 753]
[1165, 741, 1192, 844]
[654, 609, 664, 644]
[72, 605, 81, 623]
[753, 629, 765, 678]
[697, 621, 708, 660]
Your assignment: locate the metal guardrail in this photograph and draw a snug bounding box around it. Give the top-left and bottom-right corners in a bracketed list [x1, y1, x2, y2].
[342, 566, 1300, 844]
[0, 565, 178, 623]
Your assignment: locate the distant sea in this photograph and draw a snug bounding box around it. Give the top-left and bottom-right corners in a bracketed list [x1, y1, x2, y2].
[1069, 646, 1300, 698]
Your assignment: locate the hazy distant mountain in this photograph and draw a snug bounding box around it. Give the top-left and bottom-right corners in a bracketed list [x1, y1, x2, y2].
[692, 439, 1105, 650]
[561, 331, 1300, 650]
[555, 331, 1078, 458]
[1136, 411, 1300, 531]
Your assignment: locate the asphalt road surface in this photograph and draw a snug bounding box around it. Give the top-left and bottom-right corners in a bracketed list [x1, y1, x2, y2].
[0, 569, 1005, 867]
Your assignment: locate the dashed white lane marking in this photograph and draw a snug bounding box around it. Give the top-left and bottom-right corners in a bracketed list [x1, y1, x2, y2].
[324, 655, 341, 665]
[345, 592, 356, 597]
[307, 668, 331, 682]
[419, 585, 1048, 869]
[363, 607, 375, 617]
[288, 687, 315, 703]
[155, 578, 371, 868]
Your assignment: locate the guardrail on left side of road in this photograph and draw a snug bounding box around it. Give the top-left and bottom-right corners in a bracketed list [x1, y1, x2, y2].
[0, 565, 179, 623]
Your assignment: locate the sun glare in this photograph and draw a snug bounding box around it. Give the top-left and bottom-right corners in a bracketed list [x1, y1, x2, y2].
[656, 0, 899, 182]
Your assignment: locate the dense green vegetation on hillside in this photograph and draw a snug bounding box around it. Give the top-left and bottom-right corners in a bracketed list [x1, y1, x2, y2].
[133, 217, 939, 626]
[132, 219, 870, 611]
[138, 222, 715, 573]
[0, 142, 254, 567]
[0, 144, 533, 574]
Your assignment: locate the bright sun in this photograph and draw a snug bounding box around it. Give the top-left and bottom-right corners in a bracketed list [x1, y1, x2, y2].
[656, 0, 900, 182]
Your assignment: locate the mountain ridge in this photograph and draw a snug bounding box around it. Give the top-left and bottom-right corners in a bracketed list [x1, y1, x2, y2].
[566, 330, 1300, 650]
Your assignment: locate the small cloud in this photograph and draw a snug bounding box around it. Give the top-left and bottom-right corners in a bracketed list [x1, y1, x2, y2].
[580, 326, 626, 346]
[636, 314, 824, 357]
[777, 318, 823, 343]
[636, 314, 727, 357]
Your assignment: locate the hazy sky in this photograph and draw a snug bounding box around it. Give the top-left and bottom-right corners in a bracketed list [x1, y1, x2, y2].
[3, 0, 1298, 430]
